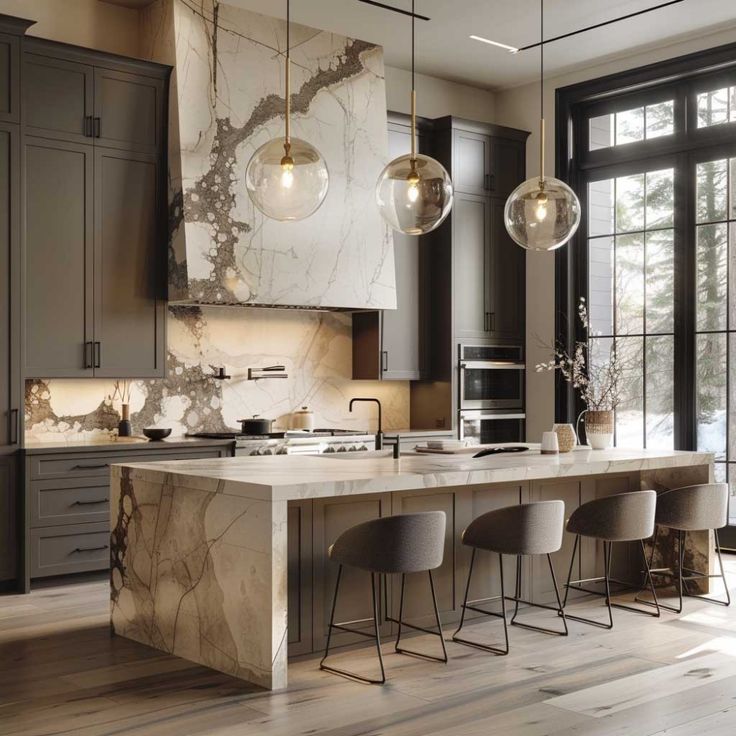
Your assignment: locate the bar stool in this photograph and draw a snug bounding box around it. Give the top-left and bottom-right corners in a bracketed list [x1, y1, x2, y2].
[320, 511, 447, 684]
[452, 501, 567, 655]
[563, 490, 660, 629]
[636, 483, 730, 613]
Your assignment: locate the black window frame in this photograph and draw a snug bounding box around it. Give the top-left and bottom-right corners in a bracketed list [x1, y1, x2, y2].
[555, 40, 736, 453]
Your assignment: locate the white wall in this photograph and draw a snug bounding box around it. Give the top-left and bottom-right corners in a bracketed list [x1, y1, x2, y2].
[494, 25, 736, 443]
[385, 65, 495, 122]
[0, 0, 140, 57]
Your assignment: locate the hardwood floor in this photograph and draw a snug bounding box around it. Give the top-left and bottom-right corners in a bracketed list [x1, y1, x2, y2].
[1, 564, 735, 736]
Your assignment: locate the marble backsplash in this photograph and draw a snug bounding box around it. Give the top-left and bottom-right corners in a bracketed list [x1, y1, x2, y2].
[25, 307, 409, 442]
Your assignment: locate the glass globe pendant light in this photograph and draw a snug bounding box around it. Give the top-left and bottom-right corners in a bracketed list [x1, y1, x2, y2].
[245, 0, 329, 221]
[504, 0, 581, 251]
[376, 0, 453, 235]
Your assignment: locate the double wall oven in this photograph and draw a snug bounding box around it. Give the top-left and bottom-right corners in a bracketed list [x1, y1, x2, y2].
[458, 343, 526, 443]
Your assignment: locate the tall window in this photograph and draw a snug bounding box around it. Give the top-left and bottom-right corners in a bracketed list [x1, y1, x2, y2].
[557, 45, 736, 539]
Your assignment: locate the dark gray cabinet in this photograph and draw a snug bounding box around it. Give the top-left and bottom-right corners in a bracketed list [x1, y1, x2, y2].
[453, 129, 492, 195]
[23, 53, 93, 143]
[489, 197, 525, 340]
[453, 192, 491, 339]
[0, 32, 19, 123]
[24, 137, 94, 377]
[353, 114, 425, 381]
[22, 42, 169, 379]
[94, 67, 162, 154]
[0, 456, 17, 583]
[94, 147, 164, 377]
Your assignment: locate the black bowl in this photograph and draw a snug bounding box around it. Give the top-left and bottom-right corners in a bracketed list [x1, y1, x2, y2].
[143, 427, 172, 441]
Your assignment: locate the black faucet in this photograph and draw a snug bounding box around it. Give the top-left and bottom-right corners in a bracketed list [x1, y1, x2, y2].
[349, 397, 383, 450]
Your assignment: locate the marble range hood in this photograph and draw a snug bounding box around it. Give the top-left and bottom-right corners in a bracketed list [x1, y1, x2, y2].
[145, 0, 397, 311]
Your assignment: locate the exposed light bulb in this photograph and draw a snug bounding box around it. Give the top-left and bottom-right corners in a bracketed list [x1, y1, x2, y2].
[280, 151, 295, 189]
[281, 166, 294, 189]
[534, 190, 548, 222]
[406, 167, 420, 203]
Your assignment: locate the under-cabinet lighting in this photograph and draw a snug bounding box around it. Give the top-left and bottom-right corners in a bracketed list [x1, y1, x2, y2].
[469, 35, 519, 53]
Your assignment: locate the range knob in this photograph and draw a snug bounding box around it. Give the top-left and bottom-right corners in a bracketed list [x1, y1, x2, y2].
[324, 446, 336, 453]
[358, 445, 368, 451]
[276, 447, 288, 455]
[249, 449, 260, 456]
[337, 445, 347, 453]
[261, 448, 273, 455]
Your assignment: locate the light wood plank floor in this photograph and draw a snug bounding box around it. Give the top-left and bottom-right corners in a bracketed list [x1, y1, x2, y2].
[1, 563, 736, 736]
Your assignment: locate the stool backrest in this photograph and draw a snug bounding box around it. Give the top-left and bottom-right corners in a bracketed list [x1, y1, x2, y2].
[566, 490, 656, 541]
[329, 511, 446, 574]
[655, 483, 728, 531]
[462, 500, 565, 555]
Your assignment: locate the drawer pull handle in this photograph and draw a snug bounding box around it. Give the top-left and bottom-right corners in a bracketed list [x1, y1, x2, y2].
[73, 545, 109, 553]
[71, 463, 110, 470]
[72, 498, 108, 506]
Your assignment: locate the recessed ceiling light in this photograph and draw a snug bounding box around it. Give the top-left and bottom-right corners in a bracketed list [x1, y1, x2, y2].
[469, 35, 519, 54]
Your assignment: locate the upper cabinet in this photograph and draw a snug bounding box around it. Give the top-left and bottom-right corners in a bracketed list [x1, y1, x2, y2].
[353, 113, 427, 381]
[21, 40, 169, 379]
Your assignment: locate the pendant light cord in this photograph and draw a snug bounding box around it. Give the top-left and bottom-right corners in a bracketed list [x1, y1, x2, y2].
[410, 0, 417, 161]
[285, 0, 291, 148]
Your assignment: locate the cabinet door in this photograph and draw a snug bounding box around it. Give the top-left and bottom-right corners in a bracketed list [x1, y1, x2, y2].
[490, 138, 525, 196]
[312, 494, 391, 651]
[93, 147, 164, 378]
[488, 197, 525, 341]
[0, 455, 17, 583]
[453, 192, 491, 339]
[94, 68, 162, 154]
[453, 129, 491, 195]
[0, 123, 19, 448]
[23, 53, 93, 145]
[24, 138, 94, 377]
[0, 32, 20, 123]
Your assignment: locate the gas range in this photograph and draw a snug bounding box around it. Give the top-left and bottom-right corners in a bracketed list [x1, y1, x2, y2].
[188, 429, 376, 456]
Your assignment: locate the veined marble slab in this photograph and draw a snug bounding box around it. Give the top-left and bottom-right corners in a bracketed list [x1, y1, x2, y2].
[111, 448, 714, 503]
[110, 448, 714, 690]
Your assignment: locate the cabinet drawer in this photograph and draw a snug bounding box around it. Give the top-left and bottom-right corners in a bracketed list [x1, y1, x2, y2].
[30, 478, 109, 528]
[30, 522, 109, 578]
[28, 448, 230, 480]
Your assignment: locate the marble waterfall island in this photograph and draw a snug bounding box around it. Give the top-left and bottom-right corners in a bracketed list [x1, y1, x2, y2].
[110, 448, 714, 690]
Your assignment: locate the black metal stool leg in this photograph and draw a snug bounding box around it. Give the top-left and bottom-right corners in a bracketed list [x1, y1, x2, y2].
[562, 534, 580, 609]
[680, 528, 732, 607]
[509, 554, 568, 636]
[391, 570, 448, 663]
[452, 549, 509, 655]
[320, 566, 386, 684]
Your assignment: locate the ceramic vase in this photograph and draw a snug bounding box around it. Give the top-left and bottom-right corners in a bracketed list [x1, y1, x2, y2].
[118, 403, 132, 437]
[553, 423, 576, 453]
[585, 410, 614, 449]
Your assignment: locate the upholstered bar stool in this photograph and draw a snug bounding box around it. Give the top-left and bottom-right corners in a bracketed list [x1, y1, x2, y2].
[636, 483, 730, 613]
[320, 511, 447, 684]
[563, 490, 660, 629]
[452, 501, 567, 655]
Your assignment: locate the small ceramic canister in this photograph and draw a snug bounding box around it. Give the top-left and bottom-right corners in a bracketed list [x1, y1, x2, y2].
[541, 431, 559, 455]
[553, 423, 576, 453]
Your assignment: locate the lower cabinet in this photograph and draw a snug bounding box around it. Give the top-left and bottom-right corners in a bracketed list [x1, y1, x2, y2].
[25, 443, 232, 584]
[287, 473, 646, 657]
[0, 454, 17, 584]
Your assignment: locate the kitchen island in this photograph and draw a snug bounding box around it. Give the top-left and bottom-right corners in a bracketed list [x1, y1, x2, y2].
[110, 448, 713, 690]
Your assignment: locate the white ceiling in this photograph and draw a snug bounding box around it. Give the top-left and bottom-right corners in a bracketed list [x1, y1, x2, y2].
[216, 0, 736, 90]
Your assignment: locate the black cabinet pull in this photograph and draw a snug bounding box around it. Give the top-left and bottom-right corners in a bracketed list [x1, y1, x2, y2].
[484, 173, 490, 191]
[93, 117, 101, 138]
[84, 115, 94, 137]
[94, 341, 101, 368]
[490, 312, 496, 332]
[484, 312, 490, 332]
[71, 463, 109, 470]
[9, 408, 19, 445]
[72, 545, 108, 553]
[381, 351, 388, 372]
[84, 341, 94, 369]
[489, 173, 496, 191]
[72, 498, 108, 506]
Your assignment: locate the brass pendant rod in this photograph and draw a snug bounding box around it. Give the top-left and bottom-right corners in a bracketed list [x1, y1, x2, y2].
[285, 0, 291, 146]
[538, 0, 544, 186]
[410, 0, 416, 161]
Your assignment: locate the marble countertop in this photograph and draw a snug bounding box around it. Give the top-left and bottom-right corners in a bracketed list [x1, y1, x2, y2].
[24, 436, 235, 453]
[113, 447, 714, 503]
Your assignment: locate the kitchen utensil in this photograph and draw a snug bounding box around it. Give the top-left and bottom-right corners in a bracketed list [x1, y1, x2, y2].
[291, 406, 315, 431]
[238, 416, 274, 435]
[472, 446, 529, 458]
[143, 427, 172, 441]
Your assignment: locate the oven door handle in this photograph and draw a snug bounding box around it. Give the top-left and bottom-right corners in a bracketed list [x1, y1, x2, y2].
[460, 361, 525, 370]
[460, 413, 526, 420]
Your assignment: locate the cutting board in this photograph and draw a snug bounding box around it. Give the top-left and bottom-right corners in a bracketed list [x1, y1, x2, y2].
[414, 443, 530, 455]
